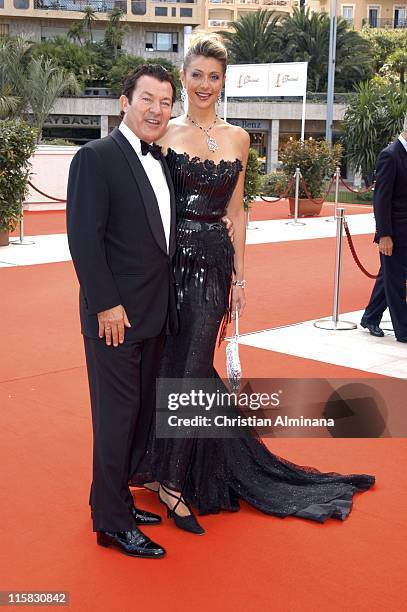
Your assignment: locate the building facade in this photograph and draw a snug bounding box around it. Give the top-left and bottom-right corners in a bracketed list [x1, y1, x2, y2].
[0, 0, 205, 64]
[204, 0, 407, 32]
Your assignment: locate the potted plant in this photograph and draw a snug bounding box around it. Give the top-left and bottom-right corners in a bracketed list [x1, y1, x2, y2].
[0, 119, 37, 246]
[280, 138, 342, 216]
[244, 148, 261, 227]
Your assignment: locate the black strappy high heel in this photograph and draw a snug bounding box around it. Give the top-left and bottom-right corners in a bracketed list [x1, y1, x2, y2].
[158, 484, 205, 535]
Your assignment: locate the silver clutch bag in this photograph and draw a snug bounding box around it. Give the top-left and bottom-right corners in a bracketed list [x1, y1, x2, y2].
[226, 308, 241, 392]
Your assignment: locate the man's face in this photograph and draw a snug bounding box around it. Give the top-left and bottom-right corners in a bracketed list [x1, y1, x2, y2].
[119, 75, 173, 143]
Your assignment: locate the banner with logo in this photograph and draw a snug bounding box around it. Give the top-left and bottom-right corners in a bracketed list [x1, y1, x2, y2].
[225, 62, 308, 98]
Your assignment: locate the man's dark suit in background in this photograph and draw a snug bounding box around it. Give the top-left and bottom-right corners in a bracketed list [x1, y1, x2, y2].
[361, 136, 407, 341]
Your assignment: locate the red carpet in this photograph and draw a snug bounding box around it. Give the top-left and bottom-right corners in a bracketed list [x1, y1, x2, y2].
[249, 198, 372, 221]
[1, 212, 405, 611]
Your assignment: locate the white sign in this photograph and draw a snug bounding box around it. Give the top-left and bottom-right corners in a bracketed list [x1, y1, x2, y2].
[225, 62, 308, 98]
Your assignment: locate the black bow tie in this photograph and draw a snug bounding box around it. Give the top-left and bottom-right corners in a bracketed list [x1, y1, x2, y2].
[140, 140, 162, 160]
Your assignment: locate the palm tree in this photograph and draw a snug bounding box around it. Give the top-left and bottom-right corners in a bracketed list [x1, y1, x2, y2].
[280, 8, 372, 92]
[221, 10, 282, 64]
[281, 8, 328, 92]
[21, 57, 81, 142]
[0, 36, 31, 119]
[341, 81, 405, 186]
[104, 8, 128, 58]
[81, 6, 97, 44]
[67, 22, 85, 47]
[0, 90, 20, 119]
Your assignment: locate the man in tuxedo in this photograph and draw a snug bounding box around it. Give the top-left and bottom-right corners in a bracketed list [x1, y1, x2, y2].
[361, 113, 407, 341]
[67, 65, 178, 558]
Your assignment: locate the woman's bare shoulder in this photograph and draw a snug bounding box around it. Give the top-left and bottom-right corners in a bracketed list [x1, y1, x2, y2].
[221, 122, 250, 158]
[157, 116, 186, 149]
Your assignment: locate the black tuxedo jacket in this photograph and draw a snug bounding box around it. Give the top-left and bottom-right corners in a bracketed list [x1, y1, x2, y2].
[374, 138, 407, 247]
[67, 128, 178, 339]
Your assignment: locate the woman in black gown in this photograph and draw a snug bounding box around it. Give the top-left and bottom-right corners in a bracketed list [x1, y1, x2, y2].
[130, 33, 375, 532]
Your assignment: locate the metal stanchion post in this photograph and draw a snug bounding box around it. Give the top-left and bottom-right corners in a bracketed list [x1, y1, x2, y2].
[326, 167, 340, 223]
[10, 203, 35, 246]
[246, 208, 258, 231]
[314, 207, 356, 330]
[286, 167, 305, 226]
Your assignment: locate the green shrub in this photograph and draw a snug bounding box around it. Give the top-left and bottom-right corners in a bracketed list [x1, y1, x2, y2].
[244, 148, 261, 211]
[260, 171, 289, 197]
[280, 138, 342, 198]
[0, 119, 37, 233]
[43, 138, 77, 146]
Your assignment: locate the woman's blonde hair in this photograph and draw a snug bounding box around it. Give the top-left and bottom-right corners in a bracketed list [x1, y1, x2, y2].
[183, 31, 228, 74]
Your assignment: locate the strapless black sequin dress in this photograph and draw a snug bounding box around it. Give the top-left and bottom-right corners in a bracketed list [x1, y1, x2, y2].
[130, 149, 375, 522]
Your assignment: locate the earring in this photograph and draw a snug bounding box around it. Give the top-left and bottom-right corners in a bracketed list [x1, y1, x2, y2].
[181, 88, 187, 103]
[217, 93, 222, 106]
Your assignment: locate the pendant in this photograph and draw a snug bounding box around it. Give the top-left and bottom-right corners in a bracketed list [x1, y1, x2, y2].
[207, 136, 218, 152]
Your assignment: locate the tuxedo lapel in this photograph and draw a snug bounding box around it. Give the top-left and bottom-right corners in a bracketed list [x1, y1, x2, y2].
[110, 128, 168, 255]
[161, 154, 177, 258]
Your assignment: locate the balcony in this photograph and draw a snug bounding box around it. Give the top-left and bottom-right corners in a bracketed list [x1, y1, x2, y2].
[363, 17, 407, 29]
[208, 19, 232, 27]
[236, 0, 297, 5]
[33, 0, 127, 12]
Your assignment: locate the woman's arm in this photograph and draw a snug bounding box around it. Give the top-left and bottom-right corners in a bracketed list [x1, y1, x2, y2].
[226, 128, 250, 318]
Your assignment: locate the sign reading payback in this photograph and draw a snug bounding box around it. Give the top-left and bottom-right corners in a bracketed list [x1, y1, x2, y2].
[224, 62, 308, 140]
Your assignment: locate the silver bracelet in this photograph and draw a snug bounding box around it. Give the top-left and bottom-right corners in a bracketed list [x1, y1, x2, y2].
[232, 279, 246, 288]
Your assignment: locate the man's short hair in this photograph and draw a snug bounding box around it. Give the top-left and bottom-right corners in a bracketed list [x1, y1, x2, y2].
[120, 64, 176, 119]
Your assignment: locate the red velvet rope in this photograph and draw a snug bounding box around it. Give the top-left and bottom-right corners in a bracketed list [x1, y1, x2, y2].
[299, 175, 335, 206]
[28, 180, 67, 203]
[339, 176, 374, 194]
[260, 175, 296, 203]
[344, 220, 378, 279]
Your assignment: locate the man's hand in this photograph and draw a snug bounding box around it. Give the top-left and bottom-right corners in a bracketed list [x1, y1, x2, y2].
[379, 236, 393, 257]
[97, 305, 131, 347]
[222, 216, 234, 242]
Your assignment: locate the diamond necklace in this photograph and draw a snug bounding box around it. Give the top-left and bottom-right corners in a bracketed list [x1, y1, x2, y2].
[187, 114, 219, 152]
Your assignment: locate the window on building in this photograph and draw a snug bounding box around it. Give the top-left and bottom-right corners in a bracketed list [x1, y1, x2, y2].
[155, 7, 168, 16]
[131, 0, 146, 15]
[180, 8, 192, 16]
[368, 7, 379, 28]
[0, 1, 5, 8]
[13, 0, 29, 8]
[394, 7, 407, 27]
[342, 6, 354, 22]
[145, 32, 178, 53]
[172, 7, 176, 16]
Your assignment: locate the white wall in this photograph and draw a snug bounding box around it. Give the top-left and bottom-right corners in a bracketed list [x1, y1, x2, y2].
[26, 145, 79, 211]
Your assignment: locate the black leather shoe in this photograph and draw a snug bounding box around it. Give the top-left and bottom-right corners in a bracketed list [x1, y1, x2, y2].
[360, 320, 384, 337]
[97, 528, 166, 558]
[131, 505, 162, 526]
[396, 337, 407, 343]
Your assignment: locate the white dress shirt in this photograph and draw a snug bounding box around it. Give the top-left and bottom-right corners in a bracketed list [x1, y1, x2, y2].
[398, 134, 407, 153]
[118, 122, 171, 252]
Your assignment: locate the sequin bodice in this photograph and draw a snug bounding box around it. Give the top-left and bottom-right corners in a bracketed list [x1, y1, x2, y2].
[165, 149, 243, 307]
[166, 148, 243, 224]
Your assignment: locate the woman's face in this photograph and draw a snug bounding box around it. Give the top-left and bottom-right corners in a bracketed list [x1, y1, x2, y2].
[182, 55, 225, 112]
